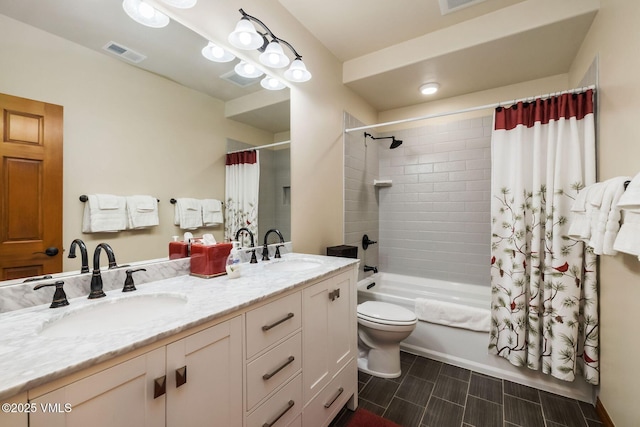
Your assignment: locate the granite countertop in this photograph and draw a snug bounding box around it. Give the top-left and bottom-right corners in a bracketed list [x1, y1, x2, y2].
[0, 253, 358, 401]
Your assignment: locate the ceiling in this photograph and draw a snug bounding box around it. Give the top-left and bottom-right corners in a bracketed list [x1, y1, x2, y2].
[0, 0, 599, 121]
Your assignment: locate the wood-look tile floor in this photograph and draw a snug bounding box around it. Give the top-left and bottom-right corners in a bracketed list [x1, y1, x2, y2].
[330, 352, 603, 427]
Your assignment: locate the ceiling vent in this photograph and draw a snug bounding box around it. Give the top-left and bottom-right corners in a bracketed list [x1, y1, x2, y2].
[220, 70, 259, 88]
[102, 41, 146, 64]
[438, 0, 487, 15]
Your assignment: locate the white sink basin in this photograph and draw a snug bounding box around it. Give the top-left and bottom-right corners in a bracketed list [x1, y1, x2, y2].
[39, 293, 188, 337]
[264, 259, 323, 272]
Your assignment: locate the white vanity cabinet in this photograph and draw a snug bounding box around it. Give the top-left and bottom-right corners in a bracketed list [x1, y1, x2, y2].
[302, 269, 358, 426]
[29, 316, 242, 427]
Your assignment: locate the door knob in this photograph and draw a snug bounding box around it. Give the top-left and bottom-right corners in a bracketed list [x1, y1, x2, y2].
[33, 247, 59, 257]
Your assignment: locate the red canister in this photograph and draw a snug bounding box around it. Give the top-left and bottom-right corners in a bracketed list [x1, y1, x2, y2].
[190, 242, 233, 278]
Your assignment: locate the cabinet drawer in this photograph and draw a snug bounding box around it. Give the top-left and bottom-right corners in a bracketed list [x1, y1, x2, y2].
[246, 374, 302, 427]
[246, 291, 301, 358]
[302, 359, 357, 427]
[247, 332, 302, 410]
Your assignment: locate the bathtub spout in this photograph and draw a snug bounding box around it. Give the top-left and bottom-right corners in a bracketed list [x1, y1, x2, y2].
[364, 265, 378, 274]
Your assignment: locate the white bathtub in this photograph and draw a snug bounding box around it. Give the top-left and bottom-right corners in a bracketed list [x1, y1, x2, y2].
[357, 272, 595, 403]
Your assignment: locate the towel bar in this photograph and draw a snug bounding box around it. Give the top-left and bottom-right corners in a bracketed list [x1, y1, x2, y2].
[79, 195, 159, 202]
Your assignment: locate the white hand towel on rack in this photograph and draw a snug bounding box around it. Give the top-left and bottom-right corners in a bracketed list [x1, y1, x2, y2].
[202, 199, 223, 226]
[174, 198, 203, 230]
[126, 195, 159, 229]
[95, 194, 119, 209]
[82, 194, 128, 233]
[589, 177, 629, 255]
[568, 184, 593, 240]
[617, 172, 640, 209]
[414, 298, 491, 332]
[613, 209, 640, 257]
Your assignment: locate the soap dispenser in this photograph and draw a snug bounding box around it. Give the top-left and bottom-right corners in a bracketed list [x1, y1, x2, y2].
[226, 241, 242, 279]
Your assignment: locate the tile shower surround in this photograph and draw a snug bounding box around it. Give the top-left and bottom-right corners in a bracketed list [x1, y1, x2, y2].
[331, 352, 603, 427]
[344, 113, 493, 286]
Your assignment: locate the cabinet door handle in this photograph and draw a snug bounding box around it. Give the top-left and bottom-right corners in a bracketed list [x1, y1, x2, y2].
[329, 288, 341, 301]
[262, 313, 294, 331]
[262, 400, 294, 427]
[262, 356, 295, 380]
[324, 387, 344, 408]
[175, 366, 187, 388]
[153, 375, 166, 399]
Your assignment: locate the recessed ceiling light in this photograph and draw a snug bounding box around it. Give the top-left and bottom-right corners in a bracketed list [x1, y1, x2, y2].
[420, 83, 440, 95]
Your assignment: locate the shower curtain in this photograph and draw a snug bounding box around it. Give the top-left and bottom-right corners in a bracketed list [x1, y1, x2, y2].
[488, 89, 599, 385]
[224, 150, 260, 244]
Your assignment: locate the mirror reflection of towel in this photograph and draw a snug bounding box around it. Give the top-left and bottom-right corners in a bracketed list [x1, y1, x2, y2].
[202, 199, 223, 226]
[82, 194, 127, 233]
[174, 198, 203, 230]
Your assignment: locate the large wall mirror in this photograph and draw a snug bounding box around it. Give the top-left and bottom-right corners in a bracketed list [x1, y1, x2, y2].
[0, 0, 290, 283]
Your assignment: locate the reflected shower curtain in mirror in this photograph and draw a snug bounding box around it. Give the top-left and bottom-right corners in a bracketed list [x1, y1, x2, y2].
[224, 150, 259, 244]
[489, 89, 599, 385]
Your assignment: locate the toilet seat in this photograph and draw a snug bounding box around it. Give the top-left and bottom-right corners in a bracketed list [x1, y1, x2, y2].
[357, 301, 417, 326]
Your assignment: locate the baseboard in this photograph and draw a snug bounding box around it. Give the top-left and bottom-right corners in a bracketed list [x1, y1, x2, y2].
[596, 398, 615, 427]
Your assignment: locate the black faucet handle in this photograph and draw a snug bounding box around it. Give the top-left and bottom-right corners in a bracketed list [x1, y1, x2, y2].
[250, 249, 258, 264]
[34, 280, 69, 308]
[275, 244, 285, 259]
[123, 268, 146, 292]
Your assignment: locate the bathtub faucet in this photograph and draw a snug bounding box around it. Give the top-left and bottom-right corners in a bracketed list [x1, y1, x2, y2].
[364, 265, 378, 274]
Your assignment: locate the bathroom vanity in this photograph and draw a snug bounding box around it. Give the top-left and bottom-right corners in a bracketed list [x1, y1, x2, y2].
[0, 254, 358, 427]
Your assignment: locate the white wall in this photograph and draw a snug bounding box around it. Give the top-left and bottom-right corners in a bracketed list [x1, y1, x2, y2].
[0, 14, 273, 270]
[569, 0, 640, 425]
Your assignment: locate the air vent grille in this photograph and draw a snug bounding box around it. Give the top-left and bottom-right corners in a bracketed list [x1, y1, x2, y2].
[438, 0, 486, 15]
[102, 41, 146, 64]
[220, 70, 259, 88]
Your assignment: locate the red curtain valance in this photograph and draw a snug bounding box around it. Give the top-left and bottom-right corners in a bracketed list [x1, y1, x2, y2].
[226, 150, 257, 166]
[494, 89, 594, 131]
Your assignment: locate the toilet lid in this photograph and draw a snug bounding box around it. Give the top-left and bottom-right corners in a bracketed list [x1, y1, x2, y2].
[357, 301, 417, 323]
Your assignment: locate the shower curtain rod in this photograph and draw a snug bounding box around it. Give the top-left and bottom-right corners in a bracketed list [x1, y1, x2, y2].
[227, 140, 290, 154]
[344, 85, 596, 133]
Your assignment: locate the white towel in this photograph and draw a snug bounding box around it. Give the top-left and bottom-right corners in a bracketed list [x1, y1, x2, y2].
[613, 210, 640, 257]
[95, 194, 119, 209]
[617, 172, 640, 209]
[414, 298, 491, 332]
[589, 177, 629, 255]
[568, 184, 593, 240]
[125, 195, 159, 229]
[174, 198, 203, 230]
[82, 194, 127, 233]
[202, 199, 223, 226]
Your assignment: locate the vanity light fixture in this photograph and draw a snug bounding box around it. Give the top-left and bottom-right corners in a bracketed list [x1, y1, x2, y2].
[201, 41, 235, 63]
[260, 76, 286, 91]
[235, 61, 264, 78]
[420, 82, 440, 95]
[122, 0, 170, 28]
[228, 9, 312, 83]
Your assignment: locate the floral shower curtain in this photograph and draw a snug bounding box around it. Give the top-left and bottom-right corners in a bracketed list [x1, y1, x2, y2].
[488, 89, 599, 385]
[224, 150, 260, 244]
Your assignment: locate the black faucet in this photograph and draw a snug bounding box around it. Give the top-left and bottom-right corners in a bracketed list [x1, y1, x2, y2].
[364, 265, 378, 274]
[34, 280, 69, 308]
[89, 243, 117, 299]
[235, 227, 258, 263]
[262, 229, 285, 261]
[68, 239, 89, 273]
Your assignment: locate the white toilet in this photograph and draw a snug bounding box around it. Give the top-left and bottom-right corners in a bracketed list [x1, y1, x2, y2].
[357, 301, 418, 378]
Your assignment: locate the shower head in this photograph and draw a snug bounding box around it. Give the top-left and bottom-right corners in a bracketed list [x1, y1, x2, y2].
[364, 132, 403, 149]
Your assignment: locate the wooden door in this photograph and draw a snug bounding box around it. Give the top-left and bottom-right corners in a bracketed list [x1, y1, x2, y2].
[0, 93, 63, 280]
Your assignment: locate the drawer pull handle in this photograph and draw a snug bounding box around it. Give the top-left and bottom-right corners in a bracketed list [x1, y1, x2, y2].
[175, 366, 187, 388]
[153, 375, 166, 399]
[262, 312, 294, 331]
[324, 387, 344, 408]
[262, 399, 295, 427]
[263, 356, 295, 380]
[329, 288, 341, 301]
